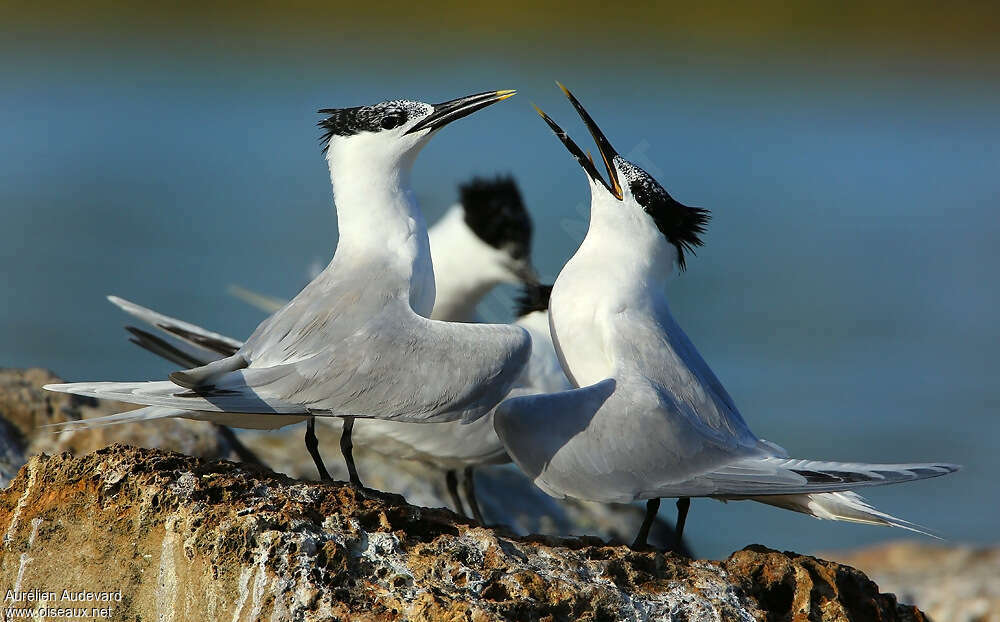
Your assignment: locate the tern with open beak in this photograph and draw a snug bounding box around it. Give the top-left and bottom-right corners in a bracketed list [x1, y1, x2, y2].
[494, 83, 959, 549]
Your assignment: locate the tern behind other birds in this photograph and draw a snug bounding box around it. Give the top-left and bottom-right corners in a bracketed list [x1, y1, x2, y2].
[46, 90, 530, 488]
[494, 84, 959, 548]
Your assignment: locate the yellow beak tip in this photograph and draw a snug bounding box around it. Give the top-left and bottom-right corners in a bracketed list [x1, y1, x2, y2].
[495, 89, 517, 100]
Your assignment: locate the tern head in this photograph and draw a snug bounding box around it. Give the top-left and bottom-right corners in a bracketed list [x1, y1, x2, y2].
[319, 90, 516, 169]
[535, 84, 709, 271]
[458, 176, 537, 284]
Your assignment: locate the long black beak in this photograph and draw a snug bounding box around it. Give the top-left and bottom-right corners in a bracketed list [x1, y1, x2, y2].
[534, 105, 616, 195]
[405, 90, 516, 135]
[556, 82, 622, 200]
[533, 87, 623, 200]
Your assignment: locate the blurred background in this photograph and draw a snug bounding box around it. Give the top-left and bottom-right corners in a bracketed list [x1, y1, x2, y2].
[1, 1, 997, 559]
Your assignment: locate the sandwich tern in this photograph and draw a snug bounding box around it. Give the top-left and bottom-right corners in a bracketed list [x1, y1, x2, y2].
[425, 176, 537, 321]
[105, 176, 541, 520]
[493, 84, 959, 548]
[46, 90, 531, 488]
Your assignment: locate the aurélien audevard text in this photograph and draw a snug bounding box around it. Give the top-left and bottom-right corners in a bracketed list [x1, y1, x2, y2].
[4, 588, 123, 618]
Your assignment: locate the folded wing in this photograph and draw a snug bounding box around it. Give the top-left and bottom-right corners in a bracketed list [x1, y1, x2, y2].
[497, 376, 958, 503]
[52, 303, 531, 425]
[238, 306, 531, 423]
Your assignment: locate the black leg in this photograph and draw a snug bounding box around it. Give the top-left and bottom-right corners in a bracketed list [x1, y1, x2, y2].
[632, 498, 661, 549]
[675, 497, 691, 546]
[213, 424, 267, 467]
[462, 466, 486, 525]
[445, 470, 467, 517]
[340, 416, 362, 487]
[305, 417, 332, 481]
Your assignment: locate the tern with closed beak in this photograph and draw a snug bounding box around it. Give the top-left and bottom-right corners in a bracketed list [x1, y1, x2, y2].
[105, 178, 555, 522]
[46, 89, 530, 489]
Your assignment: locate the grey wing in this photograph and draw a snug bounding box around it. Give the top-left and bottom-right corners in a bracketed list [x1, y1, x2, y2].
[496, 376, 958, 503]
[240, 306, 532, 424]
[494, 378, 619, 493]
[609, 298, 758, 444]
[496, 377, 764, 501]
[108, 296, 244, 363]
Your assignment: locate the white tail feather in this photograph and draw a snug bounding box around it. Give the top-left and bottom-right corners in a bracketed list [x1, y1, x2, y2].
[751, 491, 940, 538]
[45, 406, 187, 431]
[46, 405, 308, 432]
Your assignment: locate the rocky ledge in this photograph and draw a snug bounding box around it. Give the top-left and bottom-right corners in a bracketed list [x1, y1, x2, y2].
[0, 446, 926, 621]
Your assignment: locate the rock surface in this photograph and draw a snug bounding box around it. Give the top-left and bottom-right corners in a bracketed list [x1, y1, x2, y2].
[0, 446, 927, 621]
[826, 541, 1000, 622]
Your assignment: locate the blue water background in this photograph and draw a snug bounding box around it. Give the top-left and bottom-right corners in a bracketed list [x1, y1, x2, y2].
[2, 45, 997, 559]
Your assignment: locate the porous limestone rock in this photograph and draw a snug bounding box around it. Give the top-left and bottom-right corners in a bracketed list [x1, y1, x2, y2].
[0, 447, 926, 621]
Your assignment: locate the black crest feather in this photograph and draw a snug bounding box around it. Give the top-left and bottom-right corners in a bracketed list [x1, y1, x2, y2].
[318, 106, 364, 152]
[317, 100, 423, 152]
[515, 283, 552, 317]
[459, 175, 532, 260]
[619, 160, 710, 270]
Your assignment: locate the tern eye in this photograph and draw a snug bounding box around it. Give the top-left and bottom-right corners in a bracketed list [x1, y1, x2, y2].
[380, 113, 404, 130]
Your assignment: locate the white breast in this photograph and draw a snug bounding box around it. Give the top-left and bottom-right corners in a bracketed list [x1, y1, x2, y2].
[548, 262, 616, 388]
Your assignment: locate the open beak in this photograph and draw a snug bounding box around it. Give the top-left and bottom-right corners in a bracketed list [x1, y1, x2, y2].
[533, 93, 623, 200]
[534, 105, 614, 195]
[556, 82, 623, 200]
[406, 89, 516, 135]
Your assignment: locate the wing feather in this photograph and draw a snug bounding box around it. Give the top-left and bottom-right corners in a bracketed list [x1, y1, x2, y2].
[52, 304, 530, 425]
[108, 296, 243, 358]
[240, 307, 531, 423]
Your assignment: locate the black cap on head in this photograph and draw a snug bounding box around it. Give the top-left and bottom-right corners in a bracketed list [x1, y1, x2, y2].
[459, 176, 533, 261]
[317, 100, 428, 151]
[618, 159, 710, 271]
[515, 283, 553, 317]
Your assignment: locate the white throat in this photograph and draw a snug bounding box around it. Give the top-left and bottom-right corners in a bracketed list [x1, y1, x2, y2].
[324, 136, 435, 317]
[549, 183, 677, 386]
